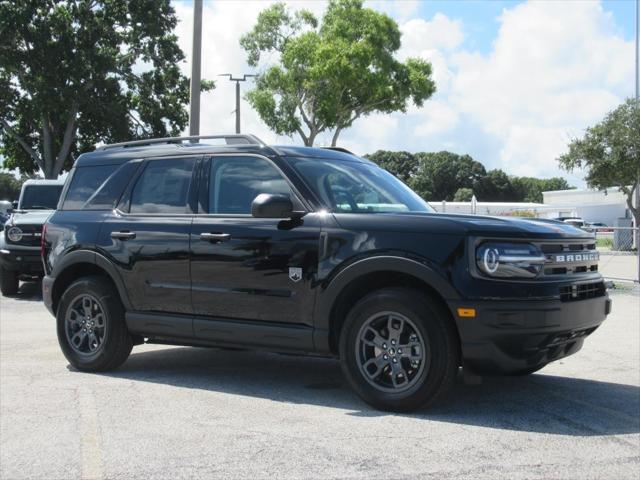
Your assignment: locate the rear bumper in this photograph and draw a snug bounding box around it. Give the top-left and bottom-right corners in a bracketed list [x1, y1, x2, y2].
[452, 294, 611, 374]
[0, 248, 43, 276]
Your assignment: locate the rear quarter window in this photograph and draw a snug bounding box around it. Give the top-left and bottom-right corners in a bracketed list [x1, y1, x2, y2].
[62, 162, 140, 210]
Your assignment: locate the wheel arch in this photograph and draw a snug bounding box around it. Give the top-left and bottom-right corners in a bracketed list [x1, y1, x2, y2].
[313, 256, 461, 355]
[50, 250, 131, 315]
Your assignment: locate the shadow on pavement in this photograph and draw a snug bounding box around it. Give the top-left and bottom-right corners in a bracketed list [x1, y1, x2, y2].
[100, 345, 640, 436]
[5, 281, 43, 301]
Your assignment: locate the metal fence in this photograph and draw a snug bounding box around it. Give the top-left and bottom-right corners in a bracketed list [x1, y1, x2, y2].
[585, 227, 639, 284]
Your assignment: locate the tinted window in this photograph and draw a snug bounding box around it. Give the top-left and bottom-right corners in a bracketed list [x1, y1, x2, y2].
[20, 185, 63, 210]
[62, 165, 118, 210]
[209, 156, 292, 214]
[84, 162, 141, 210]
[130, 158, 195, 214]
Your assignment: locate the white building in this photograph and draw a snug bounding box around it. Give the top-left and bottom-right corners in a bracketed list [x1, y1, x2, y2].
[430, 201, 552, 217]
[542, 188, 631, 226]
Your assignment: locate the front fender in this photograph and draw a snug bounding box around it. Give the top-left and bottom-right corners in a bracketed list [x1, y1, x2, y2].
[312, 255, 460, 352]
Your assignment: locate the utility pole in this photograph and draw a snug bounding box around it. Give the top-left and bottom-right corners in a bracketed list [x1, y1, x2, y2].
[219, 74, 256, 133]
[189, 0, 203, 140]
[635, 0, 639, 283]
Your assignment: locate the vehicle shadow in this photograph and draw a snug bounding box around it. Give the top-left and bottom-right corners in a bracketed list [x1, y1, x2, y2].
[102, 345, 640, 436]
[3, 281, 43, 301]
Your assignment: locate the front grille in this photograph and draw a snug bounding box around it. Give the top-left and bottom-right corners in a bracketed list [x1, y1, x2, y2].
[537, 240, 599, 277]
[559, 281, 606, 302]
[6, 224, 42, 247]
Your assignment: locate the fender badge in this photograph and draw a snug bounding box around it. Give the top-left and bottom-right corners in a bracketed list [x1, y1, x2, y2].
[289, 267, 302, 282]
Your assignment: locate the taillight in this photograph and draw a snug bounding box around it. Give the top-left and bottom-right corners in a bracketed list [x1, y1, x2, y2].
[41, 224, 47, 259]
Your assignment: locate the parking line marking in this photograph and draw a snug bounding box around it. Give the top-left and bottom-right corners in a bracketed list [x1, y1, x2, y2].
[78, 387, 104, 480]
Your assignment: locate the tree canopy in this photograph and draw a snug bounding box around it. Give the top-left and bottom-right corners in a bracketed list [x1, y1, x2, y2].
[240, 0, 435, 146]
[0, 0, 213, 179]
[365, 150, 572, 202]
[558, 98, 639, 225]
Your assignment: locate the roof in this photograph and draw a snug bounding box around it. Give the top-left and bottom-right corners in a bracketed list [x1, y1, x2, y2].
[22, 179, 65, 186]
[75, 134, 364, 167]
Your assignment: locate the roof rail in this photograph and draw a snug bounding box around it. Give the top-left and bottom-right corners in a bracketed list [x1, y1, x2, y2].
[96, 134, 265, 151]
[321, 146, 354, 155]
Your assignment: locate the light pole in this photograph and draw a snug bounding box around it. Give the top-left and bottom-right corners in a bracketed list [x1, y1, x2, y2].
[219, 74, 256, 133]
[189, 0, 203, 140]
[635, 0, 639, 283]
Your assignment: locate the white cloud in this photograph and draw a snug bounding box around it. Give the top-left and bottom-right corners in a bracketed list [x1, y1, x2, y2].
[447, 1, 634, 177]
[172, 0, 634, 183]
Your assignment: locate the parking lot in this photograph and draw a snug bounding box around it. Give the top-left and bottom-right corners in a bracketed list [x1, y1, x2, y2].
[1, 282, 638, 480]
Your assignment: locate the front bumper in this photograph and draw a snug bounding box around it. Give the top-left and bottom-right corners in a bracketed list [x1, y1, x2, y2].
[0, 248, 43, 276]
[452, 294, 611, 374]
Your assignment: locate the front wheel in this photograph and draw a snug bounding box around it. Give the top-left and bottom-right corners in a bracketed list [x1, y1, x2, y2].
[339, 288, 460, 412]
[56, 276, 133, 372]
[0, 267, 19, 296]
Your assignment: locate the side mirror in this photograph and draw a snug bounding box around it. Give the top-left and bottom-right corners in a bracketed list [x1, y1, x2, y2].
[12, 200, 18, 210]
[251, 193, 294, 218]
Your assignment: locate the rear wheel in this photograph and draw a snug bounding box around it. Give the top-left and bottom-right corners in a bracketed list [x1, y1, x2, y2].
[56, 276, 133, 371]
[0, 267, 19, 296]
[339, 288, 459, 412]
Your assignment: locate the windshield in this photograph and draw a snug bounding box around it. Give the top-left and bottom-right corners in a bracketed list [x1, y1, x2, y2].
[20, 185, 63, 210]
[289, 157, 434, 214]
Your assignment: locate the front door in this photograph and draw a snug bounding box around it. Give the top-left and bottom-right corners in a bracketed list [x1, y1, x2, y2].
[98, 156, 198, 315]
[190, 155, 321, 326]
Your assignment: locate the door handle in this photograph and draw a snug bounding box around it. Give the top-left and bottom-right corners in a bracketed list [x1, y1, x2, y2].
[200, 232, 231, 243]
[110, 231, 136, 240]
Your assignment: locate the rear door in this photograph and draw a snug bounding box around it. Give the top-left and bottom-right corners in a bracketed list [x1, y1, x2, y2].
[97, 156, 199, 315]
[189, 154, 321, 327]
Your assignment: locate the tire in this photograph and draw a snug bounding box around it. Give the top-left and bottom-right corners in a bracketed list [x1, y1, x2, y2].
[339, 287, 460, 412]
[0, 267, 19, 296]
[56, 275, 133, 372]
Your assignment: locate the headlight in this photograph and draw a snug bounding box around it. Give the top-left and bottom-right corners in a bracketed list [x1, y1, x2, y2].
[476, 242, 545, 279]
[7, 226, 23, 242]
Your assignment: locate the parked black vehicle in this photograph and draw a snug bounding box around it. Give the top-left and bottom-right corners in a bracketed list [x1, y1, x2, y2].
[1, 179, 64, 295]
[42, 135, 611, 411]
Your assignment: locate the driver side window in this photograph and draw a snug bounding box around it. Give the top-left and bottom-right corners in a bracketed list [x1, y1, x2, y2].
[209, 156, 293, 214]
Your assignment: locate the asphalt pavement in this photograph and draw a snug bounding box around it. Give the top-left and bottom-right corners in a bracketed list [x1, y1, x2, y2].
[1, 282, 638, 479]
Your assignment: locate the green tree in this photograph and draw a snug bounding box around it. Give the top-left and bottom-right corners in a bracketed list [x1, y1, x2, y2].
[558, 98, 639, 230]
[475, 169, 517, 202]
[365, 150, 418, 184]
[412, 151, 486, 201]
[240, 0, 435, 146]
[512, 177, 572, 203]
[453, 187, 474, 202]
[0, 0, 213, 179]
[0, 172, 25, 201]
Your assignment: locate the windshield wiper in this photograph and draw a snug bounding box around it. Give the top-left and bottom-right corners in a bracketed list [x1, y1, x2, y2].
[22, 205, 53, 210]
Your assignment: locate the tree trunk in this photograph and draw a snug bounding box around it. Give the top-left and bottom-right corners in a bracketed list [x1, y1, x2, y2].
[330, 126, 343, 147]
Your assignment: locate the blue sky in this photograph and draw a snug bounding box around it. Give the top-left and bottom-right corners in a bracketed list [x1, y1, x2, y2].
[412, 0, 636, 53]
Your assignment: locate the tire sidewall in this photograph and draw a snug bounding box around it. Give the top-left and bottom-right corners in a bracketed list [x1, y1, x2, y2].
[1, 267, 19, 296]
[56, 277, 126, 371]
[340, 288, 457, 411]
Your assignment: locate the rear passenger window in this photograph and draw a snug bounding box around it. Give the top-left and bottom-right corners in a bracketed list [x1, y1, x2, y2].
[62, 165, 117, 210]
[129, 158, 195, 214]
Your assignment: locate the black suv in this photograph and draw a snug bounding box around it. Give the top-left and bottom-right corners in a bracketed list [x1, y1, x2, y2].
[42, 134, 611, 411]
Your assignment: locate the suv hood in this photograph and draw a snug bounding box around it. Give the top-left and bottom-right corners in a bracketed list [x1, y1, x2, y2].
[7, 210, 54, 227]
[332, 212, 593, 240]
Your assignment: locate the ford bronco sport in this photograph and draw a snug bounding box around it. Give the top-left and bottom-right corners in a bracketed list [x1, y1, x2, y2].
[42, 134, 611, 411]
[1, 179, 64, 295]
